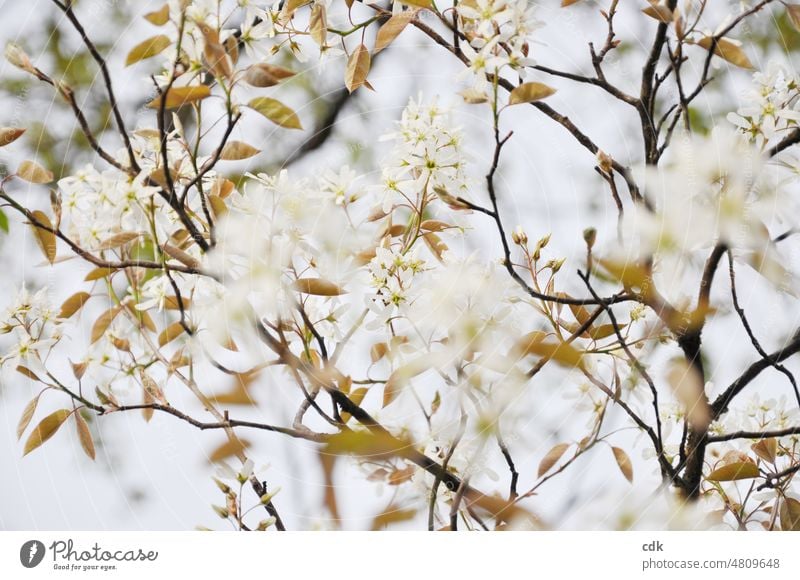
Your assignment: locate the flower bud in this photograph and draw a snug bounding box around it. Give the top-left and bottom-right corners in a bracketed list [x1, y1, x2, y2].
[5, 43, 33, 71]
[583, 227, 597, 249]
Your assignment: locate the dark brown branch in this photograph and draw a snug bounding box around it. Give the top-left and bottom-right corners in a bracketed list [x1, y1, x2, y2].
[52, 0, 140, 172]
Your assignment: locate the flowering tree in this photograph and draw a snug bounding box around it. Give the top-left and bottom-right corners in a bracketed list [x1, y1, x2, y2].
[2, 0, 800, 531]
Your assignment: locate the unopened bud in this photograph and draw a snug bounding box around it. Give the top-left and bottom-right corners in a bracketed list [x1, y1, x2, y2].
[257, 517, 277, 531]
[596, 149, 613, 174]
[547, 258, 566, 273]
[583, 227, 597, 249]
[511, 225, 527, 245]
[5, 43, 33, 71]
[211, 504, 230, 519]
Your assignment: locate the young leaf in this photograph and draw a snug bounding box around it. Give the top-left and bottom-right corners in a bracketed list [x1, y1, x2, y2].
[375, 10, 417, 53]
[751, 438, 777, 464]
[382, 373, 401, 408]
[16, 395, 40, 440]
[59, 291, 91, 319]
[30, 210, 56, 264]
[96, 231, 140, 250]
[147, 85, 211, 109]
[398, 0, 431, 7]
[125, 35, 171, 67]
[23, 409, 71, 456]
[309, 3, 327, 46]
[90, 306, 121, 344]
[141, 371, 168, 405]
[788, 5, 800, 31]
[158, 321, 186, 347]
[538, 443, 570, 477]
[17, 160, 53, 183]
[696, 36, 753, 70]
[162, 243, 201, 269]
[219, 140, 261, 161]
[85, 267, 114, 281]
[509, 82, 557, 105]
[612, 446, 633, 483]
[345, 44, 370, 93]
[144, 4, 170, 26]
[243, 63, 295, 87]
[0, 126, 25, 147]
[248, 97, 303, 130]
[706, 461, 759, 482]
[74, 412, 95, 460]
[207, 438, 250, 463]
[780, 498, 800, 531]
[292, 278, 345, 296]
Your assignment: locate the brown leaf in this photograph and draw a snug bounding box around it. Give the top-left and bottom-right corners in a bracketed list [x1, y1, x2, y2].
[96, 231, 140, 250]
[30, 210, 56, 264]
[0, 127, 25, 147]
[370, 342, 389, 363]
[751, 438, 777, 464]
[788, 5, 800, 31]
[309, 3, 327, 46]
[375, 10, 417, 53]
[243, 63, 296, 87]
[125, 35, 171, 66]
[370, 505, 417, 530]
[538, 443, 570, 477]
[248, 97, 303, 130]
[90, 306, 121, 344]
[509, 82, 557, 105]
[612, 446, 633, 483]
[16, 395, 40, 440]
[23, 409, 71, 456]
[147, 85, 211, 109]
[292, 278, 345, 296]
[642, 3, 673, 23]
[780, 497, 800, 531]
[345, 44, 371, 93]
[382, 373, 402, 408]
[219, 140, 261, 161]
[162, 243, 201, 269]
[561, 0, 583, 5]
[18, 160, 53, 184]
[697, 36, 753, 70]
[59, 291, 91, 319]
[74, 412, 95, 460]
[158, 321, 186, 347]
[208, 438, 250, 463]
[515, 334, 584, 369]
[388, 465, 415, 485]
[141, 371, 167, 405]
[85, 267, 114, 281]
[706, 461, 759, 482]
[144, 4, 170, 26]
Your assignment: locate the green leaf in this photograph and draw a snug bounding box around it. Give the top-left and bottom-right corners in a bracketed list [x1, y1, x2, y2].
[23, 409, 71, 456]
[0, 208, 8, 233]
[248, 97, 303, 130]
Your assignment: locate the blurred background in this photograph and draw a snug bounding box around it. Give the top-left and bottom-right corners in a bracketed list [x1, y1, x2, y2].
[1, 0, 799, 530]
